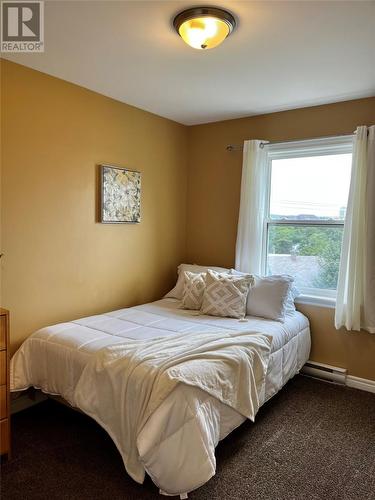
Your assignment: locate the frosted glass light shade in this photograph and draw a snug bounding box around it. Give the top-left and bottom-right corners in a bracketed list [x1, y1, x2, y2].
[173, 7, 236, 50]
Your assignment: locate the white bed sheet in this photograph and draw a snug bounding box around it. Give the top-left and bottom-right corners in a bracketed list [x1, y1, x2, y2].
[11, 298, 311, 496]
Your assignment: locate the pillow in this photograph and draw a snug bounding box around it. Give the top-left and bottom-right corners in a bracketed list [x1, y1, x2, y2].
[284, 284, 300, 316]
[165, 263, 230, 300]
[232, 270, 293, 321]
[181, 271, 206, 310]
[201, 270, 253, 319]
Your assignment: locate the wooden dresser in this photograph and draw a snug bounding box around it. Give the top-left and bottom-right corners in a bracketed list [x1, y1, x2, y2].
[0, 308, 10, 458]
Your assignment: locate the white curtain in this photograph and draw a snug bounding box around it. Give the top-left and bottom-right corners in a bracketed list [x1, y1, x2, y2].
[335, 125, 375, 333]
[235, 140, 268, 274]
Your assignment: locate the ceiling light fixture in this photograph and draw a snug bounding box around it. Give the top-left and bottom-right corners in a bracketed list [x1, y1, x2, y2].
[173, 7, 236, 50]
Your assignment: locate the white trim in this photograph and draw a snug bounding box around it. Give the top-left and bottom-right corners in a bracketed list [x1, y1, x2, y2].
[266, 135, 353, 159]
[346, 375, 375, 394]
[302, 360, 375, 394]
[263, 135, 353, 297]
[304, 360, 346, 372]
[295, 294, 336, 308]
[302, 361, 346, 384]
[267, 220, 345, 226]
[299, 286, 336, 299]
[261, 153, 273, 275]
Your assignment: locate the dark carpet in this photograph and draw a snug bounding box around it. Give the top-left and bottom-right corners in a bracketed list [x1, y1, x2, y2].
[1, 376, 375, 500]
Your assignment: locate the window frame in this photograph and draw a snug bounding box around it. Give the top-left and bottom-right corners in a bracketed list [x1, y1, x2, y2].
[262, 136, 353, 307]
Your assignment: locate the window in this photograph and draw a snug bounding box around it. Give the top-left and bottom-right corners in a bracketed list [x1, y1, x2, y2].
[263, 136, 353, 305]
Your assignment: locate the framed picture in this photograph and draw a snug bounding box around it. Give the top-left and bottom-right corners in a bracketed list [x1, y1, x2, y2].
[100, 164, 141, 223]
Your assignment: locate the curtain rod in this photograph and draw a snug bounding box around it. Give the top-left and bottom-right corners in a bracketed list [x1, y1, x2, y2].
[226, 132, 355, 152]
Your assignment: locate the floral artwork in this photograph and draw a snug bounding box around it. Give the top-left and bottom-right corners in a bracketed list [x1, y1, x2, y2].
[101, 165, 141, 223]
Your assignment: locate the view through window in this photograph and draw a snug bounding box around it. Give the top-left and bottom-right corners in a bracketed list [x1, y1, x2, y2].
[265, 146, 352, 297]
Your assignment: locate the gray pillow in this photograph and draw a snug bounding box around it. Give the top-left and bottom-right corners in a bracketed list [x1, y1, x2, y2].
[231, 270, 294, 321]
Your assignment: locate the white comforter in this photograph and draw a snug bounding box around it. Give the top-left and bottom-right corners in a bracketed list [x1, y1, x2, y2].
[11, 299, 311, 496]
[74, 329, 271, 484]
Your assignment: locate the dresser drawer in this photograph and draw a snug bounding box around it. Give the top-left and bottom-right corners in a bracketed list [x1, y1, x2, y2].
[0, 386, 6, 419]
[0, 418, 9, 455]
[0, 351, 6, 386]
[0, 315, 6, 350]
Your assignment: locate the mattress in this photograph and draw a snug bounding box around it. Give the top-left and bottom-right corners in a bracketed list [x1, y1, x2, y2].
[11, 298, 311, 496]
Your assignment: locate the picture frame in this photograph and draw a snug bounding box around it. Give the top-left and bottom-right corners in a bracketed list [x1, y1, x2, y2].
[100, 164, 141, 224]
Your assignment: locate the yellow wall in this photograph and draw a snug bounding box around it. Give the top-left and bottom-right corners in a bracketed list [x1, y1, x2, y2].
[2, 60, 375, 380]
[187, 97, 375, 380]
[1, 60, 188, 354]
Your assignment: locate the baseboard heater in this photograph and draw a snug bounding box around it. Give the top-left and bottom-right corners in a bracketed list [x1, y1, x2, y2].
[301, 360, 347, 385]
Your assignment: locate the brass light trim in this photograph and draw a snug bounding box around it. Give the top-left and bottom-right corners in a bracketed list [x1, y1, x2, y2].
[173, 7, 236, 50]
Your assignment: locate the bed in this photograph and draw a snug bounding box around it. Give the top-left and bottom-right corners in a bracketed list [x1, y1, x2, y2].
[10, 298, 310, 497]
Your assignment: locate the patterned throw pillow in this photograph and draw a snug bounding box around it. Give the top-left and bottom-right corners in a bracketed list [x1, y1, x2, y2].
[181, 271, 206, 310]
[201, 270, 253, 319]
[164, 263, 230, 300]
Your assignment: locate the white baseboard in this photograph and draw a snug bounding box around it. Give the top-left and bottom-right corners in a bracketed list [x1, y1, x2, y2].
[302, 361, 375, 394]
[302, 360, 347, 385]
[346, 375, 375, 394]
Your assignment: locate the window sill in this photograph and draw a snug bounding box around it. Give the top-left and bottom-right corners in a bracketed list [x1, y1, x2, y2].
[295, 294, 336, 308]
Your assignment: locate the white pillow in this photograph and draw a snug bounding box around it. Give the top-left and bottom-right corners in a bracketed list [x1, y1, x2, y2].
[284, 284, 300, 315]
[165, 263, 230, 300]
[181, 271, 206, 310]
[201, 270, 253, 319]
[231, 270, 294, 322]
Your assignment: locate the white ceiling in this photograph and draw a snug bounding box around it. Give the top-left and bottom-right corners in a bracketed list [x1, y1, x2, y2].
[3, 0, 375, 125]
